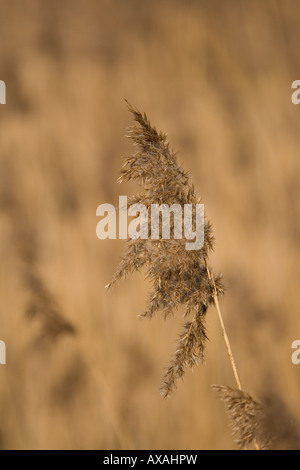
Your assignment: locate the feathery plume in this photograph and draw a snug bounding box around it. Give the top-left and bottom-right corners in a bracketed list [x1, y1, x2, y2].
[212, 386, 300, 450]
[212, 385, 270, 450]
[109, 102, 224, 395]
[25, 269, 76, 346]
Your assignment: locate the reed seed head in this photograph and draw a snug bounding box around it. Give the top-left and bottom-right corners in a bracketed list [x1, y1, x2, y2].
[212, 385, 270, 450]
[109, 102, 224, 395]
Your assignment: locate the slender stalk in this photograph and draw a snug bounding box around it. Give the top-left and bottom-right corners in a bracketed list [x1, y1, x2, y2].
[213, 286, 242, 389]
[206, 265, 260, 451]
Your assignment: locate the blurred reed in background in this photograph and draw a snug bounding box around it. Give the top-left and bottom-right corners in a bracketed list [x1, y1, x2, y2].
[0, 0, 300, 449]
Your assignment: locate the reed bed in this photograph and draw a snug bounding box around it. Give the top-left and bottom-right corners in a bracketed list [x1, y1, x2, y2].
[109, 103, 300, 450]
[0, 0, 299, 450]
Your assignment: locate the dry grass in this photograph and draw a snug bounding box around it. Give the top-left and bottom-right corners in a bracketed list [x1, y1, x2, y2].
[108, 103, 224, 397]
[212, 385, 268, 450]
[0, 0, 300, 450]
[110, 104, 300, 450]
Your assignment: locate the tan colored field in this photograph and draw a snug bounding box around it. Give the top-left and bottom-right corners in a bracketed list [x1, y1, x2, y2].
[0, 0, 300, 449]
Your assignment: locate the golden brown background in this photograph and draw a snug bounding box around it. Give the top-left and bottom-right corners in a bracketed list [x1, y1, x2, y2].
[0, 0, 300, 449]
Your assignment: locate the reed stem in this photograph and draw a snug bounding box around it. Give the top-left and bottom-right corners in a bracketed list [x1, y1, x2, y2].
[206, 265, 260, 451]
